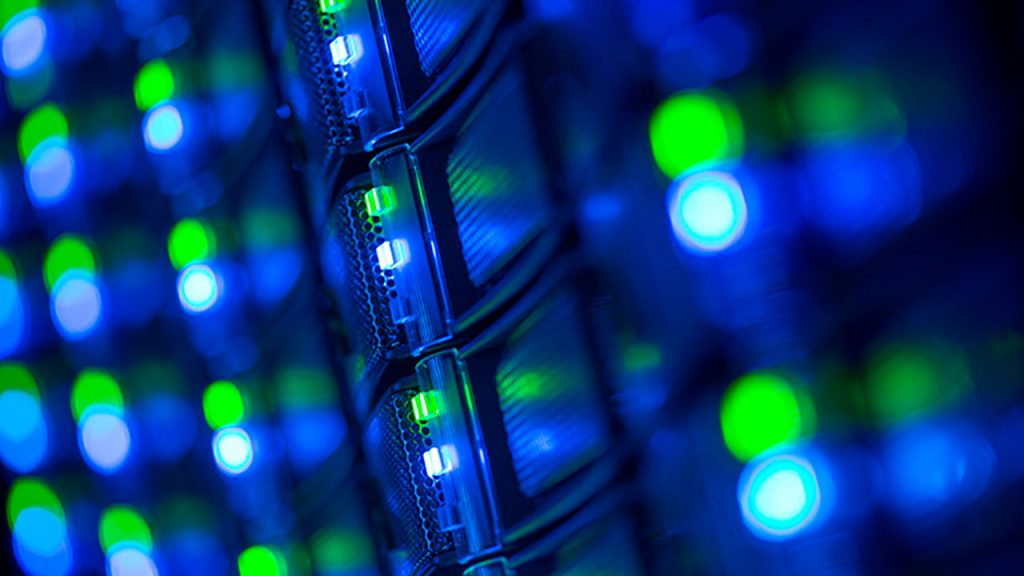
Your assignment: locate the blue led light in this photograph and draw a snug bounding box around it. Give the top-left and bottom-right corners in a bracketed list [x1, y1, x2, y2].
[13, 507, 73, 576]
[1, 11, 47, 76]
[212, 426, 253, 476]
[24, 139, 75, 207]
[107, 547, 158, 576]
[0, 277, 27, 357]
[50, 271, 103, 340]
[176, 263, 220, 314]
[143, 103, 184, 152]
[0, 390, 49, 473]
[738, 452, 821, 540]
[79, 409, 131, 474]
[668, 171, 747, 253]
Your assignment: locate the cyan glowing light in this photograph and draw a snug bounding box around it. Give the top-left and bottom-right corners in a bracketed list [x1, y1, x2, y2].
[12, 507, 72, 576]
[108, 547, 158, 576]
[0, 390, 48, 473]
[329, 34, 362, 67]
[0, 277, 27, 358]
[79, 410, 131, 474]
[668, 171, 747, 253]
[375, 239, 409, 270]
[177, 264, 220, 314]
[212, 427, 253, 476]
[143, 103, 184, 152]
[738, 452, 821, 540]
[50, 271, 103, 340]
[25, 139, 74, 207]
[423, 445, 456, 477]
[1, 11, 47, 76]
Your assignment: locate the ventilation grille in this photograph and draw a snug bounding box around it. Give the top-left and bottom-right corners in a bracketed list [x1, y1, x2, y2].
[330, 189, 402, 377]
[366, 389, 455, 576]
[406, 0, 489, 76]
[288, 0, 358, 158]
[447, 71, 551, 287]
[496, 294, 609, 498]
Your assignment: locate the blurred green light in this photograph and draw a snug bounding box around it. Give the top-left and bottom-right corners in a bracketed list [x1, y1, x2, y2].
[865, 342, 970, 425]
[0, 363, 38, 397]
[312, 530, 372, 571]
[239, 545, 287, 576]
[789, 74, 864, 139]
[318, 0, 350, 14]
[649, 91, 744, 179]
[134, 59, 175, 111]
[17, 102, 68, 163]
[71, 369, 123, 423]
[720, 371, 813, 462]
[0, 250, 16, 280]
[99, 505, 152, 554]
[203, 380, 245, 430]
[0, 0, 39, 29]
[7, 477, 62, 529]
[411, 390, 440, 421]
[167, 218, 215, 270]
[43, 234, 95, 292]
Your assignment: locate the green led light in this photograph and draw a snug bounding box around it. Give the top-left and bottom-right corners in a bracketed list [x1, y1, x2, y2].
[134, 59, 176, 111]
[276, 369, 337, 409]
[865, 342, 970, 425]
[99, 505, 152, 554]
[0, 250, 17, 280]
[0, 0, 39, 28]
[649, 92, 744, 179]
[318, 0, 350, 14]
[203, 380, 245, 430]
[0, 363, 38, 396]
[17, 103, 69, 163]
[167, 218, 215, 270]
[363, 186, 396, 217]
[7, 477, 63, 529]
[411, 390, 440, 421]
[312, 530, 373, 571]
[239, 545, 287, 576]
[720, 371, 812, 462]
[71, 369, 123, 423]
[43, 234, 96, 292]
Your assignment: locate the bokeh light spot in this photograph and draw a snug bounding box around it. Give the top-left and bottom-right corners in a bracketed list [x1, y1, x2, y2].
[202, 381, 245, 430]
[79, 410, 131, 474]
[668, 171, 748, 253]
[50, 271, 103, 340]
[167, 218, 215, 270]
[650, 91, 744, 178]
[176, 263, 219, 313]
[238, 545, 285, 576]
[25, 139, 74, 207]
[738, 452, 822, 540]
[143, 103, 184, 152]
[134, 59, 175, 111]
[721, 371, 813, 462]
[1, 11, 46, 76]
[213, 426, 253, 476]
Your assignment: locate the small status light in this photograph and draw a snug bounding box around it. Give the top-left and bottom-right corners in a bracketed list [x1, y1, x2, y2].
[738, 452, 821, 540]
[411, 390, 440, 421]
[50, 271, 103, 340]
[25, 139, 74, 207]
[319, 0, 351, 13]
[108, 548, 158, 576]
[375, 239, 409, 270]
[143, 103, 184, 152]
[423, 444, 456, 477]
[213, 426, 254, 476]
[329, 34, 363, 67]
[1, 11, 47, 76]
[176, 263, 220, 314]
[668, 171, 748, 254]
[238, 545, 285, 576]
[79, 409, 131, 474]
[363, 185, 396, 217]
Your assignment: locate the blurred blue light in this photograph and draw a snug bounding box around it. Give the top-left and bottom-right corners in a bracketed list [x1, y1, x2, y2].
[50, 272, 103, 340]
[739, 452, 821, 540]
[283, 409, 344, 470]
[668, 171, 747, 253]
[13, 507, 72, 576]
[177, 264, 220, 314]
[25, 140, 75, 207]
[138, 394, 197, 462]
[143, 103, 184, 152]
[0, 390, 48, 472]
[79, 410, 131, 474]
[108, 547, 158, 576]
[0, 277, 27, 357]
[212, 426, 253, 476]
[884, 422, 995, 517]
[1, 11, 47, 76]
